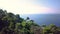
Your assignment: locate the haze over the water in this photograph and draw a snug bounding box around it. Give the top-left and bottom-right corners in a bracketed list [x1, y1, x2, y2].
[0, 0, 60, 14]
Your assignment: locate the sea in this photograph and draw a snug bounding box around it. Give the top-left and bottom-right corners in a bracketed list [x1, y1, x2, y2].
[20, 14, 60, 27]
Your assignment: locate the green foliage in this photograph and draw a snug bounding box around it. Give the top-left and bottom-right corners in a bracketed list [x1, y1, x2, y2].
[0, 9, 60, 34]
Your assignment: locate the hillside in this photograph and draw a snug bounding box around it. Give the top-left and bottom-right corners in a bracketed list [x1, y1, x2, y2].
[0, 9, 60, 34]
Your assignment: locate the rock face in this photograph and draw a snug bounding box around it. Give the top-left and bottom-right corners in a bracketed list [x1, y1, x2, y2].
[31, 26, 43, 34]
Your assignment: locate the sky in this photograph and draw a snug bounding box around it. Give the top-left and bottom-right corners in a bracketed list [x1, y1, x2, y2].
[0, 0, 60, 14]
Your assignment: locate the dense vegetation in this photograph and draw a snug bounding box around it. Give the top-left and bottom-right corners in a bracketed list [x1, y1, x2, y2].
[0, 9, 60, 34]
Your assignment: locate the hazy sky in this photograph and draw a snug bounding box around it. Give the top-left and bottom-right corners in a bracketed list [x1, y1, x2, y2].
[0, 0, 60, 14]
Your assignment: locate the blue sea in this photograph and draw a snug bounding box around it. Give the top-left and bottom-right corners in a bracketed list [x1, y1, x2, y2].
[20, 14, 60, 27]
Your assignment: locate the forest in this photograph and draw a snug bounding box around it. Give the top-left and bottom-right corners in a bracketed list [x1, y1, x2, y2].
[0, 9, 60, 34]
